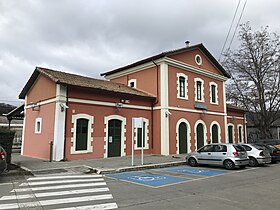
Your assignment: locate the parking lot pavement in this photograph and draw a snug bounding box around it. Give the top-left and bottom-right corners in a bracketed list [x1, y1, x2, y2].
[105, 165, 243, 188]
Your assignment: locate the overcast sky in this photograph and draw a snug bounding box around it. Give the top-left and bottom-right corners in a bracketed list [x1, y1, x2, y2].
[0, 0, 279, 106]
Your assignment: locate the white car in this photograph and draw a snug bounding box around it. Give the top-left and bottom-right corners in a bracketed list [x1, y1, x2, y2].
[241, 144, 271, 166]
[186, 143, 249, 170]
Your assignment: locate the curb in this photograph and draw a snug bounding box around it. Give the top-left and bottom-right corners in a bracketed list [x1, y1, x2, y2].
[93, 161, 186, 174]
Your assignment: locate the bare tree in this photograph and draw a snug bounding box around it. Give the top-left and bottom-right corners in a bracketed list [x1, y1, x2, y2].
[223, 22, 280, 139]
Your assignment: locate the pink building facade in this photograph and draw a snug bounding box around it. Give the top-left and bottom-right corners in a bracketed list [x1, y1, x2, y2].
[19, 43, 247, 161]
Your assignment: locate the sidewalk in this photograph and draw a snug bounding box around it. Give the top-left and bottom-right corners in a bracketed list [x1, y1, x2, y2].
[11, 153, 186, 175]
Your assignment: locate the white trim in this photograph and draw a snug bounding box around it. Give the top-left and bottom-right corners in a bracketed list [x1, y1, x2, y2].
[160, 62, 170, 155]
[166, 106, 226, 116]
[194, 120, 207, 150]
[71, 114, 94, 154]
[209, 82, 218, 105]
[176, 119, 191, 154]
[177, 73, 188, 100]
[21, 97, 27, 155]
[104, 115, 126, 158]
[244, 114, 247, 143]
[26, 98, 56, 109]
[237, 124, 244, 143]
[195, 54, 202, 65]
[164, 57, 229, 81]
[68, 98, 152, 111]
[128, 79, 137, 88]
[105, 57, 229, 82]
[53, 84, 67, 161]
[194, 78, 205, 102]
[227, 123, 235, 143]
[227, 116, 245, 120]
[223, 82, 228, 141]
[105, 62, 155, 80]
[210, 121, 221, 143]
[134, 118, 149, 150]
[34, 118, 42, 134]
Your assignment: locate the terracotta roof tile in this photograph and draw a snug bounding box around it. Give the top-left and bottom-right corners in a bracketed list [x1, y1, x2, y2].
[24, 67, 155, 99]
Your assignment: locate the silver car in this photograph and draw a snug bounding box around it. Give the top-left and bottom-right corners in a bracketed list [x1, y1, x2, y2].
[241, 144, 271, 166]
[186, 143, 249, 170]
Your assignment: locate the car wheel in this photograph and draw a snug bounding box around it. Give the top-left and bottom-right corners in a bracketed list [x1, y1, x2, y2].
[249, 157, 258, 167]
[224, 160, 235, 170]
[239, 165, 246, 169]
[188, 158, 198, 167]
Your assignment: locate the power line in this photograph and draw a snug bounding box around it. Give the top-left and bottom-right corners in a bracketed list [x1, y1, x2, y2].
[226, 0, 248, 54]
[219, 0, 241, 61]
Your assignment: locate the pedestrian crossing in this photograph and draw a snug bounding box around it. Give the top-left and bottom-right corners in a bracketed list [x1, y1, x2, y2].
[0, 174, 118, 209]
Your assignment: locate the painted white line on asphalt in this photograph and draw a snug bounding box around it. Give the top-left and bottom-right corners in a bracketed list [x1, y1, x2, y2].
[0, 194, 113, 210]
[0, 183, 13, 186]
[53, 202, 118, 210]
[13, 182, 107, 192]
[27, 175, 102, 181]
[1, 187, 109, 200]
[20, 178, 104, 186]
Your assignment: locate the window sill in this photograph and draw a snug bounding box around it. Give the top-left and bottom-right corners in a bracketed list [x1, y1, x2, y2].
[177, 96, 188, 100]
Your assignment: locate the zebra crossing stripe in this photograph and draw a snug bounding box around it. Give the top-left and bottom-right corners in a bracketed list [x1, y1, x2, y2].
[27, 175, 102, 181]
[0, 194, 114, 210]
[14, 182, 107, 192]
[52, 202, 118, 210]
[20, 178, 104, 186]
[1, 187, 109, 200]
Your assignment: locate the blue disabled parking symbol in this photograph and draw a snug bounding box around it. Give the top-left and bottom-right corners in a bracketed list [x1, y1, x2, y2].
[106, 171, 191, 187]
[160, 166, 228, 177]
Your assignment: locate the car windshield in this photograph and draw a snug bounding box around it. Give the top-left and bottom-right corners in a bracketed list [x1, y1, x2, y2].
[233, 144, 246, 152]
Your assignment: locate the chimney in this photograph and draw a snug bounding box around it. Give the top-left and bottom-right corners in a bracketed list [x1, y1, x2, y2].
[185, 40, 190, 47]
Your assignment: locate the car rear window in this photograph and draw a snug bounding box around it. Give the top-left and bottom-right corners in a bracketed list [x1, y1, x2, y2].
[233, 144, 246, 152]
[251, 144, 265, 150]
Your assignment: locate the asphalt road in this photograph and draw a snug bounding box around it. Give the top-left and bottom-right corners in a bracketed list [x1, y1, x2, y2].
[105, 164, 280, 210]
[1, 164, 280, 209]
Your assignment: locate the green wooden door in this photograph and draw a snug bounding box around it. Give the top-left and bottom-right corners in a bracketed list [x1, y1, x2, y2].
[76, 118, 89, 151]
[179, 122, 188, 154]
[228, 125, 233, 143]
[212, 124, 219, 143]
[108, 119, 122, 157]
[197, 123, 204, 149]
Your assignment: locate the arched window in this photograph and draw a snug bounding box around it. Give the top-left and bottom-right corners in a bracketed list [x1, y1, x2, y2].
[211, 124, 219, 143]
[228, 124, 234, 143]
[71, 114, 94, 154]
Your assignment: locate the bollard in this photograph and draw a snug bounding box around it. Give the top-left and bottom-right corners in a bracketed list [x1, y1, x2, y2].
[49, 141, 53, 162]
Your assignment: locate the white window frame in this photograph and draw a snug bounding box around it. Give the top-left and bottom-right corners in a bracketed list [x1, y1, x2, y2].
[210, 121, 221, 143]
[128, 79, 137, 88]
[209, 82, 218, 105]
[134, 118, 149, 150]
[227, 123, 235, 143]
[176, 118, 191, 154]
[238, 124, 243, 143]
[194, 78, 204, 102]
[177, 73, 188, 100]
[104, 115, 127, 158]
[71, 114, 94, 154]
[195, 54, 203, 65]
[194, 120, 207, 149]
[35, 117, 42, 134]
